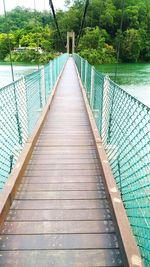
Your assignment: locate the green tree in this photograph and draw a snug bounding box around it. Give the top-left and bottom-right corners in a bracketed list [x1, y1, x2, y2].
[121, 29, 141, 62]
[78, 27, 116, 64]
[0, 33, 16, 60]
[0, 1, 149, 64]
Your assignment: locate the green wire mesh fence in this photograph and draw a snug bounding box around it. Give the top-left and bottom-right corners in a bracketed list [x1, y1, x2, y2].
[0, 53, 68, 191]
[73, 53, 150, 267]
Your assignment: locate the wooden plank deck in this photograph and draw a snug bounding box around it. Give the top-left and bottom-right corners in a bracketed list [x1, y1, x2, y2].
[0, 58, 124, 266]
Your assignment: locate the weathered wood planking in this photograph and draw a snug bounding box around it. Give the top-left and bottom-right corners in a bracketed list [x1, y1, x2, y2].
[0, 58, 124, 267]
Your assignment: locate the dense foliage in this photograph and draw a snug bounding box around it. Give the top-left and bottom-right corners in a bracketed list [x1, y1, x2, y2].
[0, 0, 150, 64]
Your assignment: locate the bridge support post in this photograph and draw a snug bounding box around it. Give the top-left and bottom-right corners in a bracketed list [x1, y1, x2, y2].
[56, 58, 58, 77]
[67, 32, 69, 54]
[41, 67, 46, 106]
[90, 66, 95, 109]
[58, 56, 60, 75]
[102, 75, 110, 145]
[67, 32, 75, 54]
[81, 57, 83, 81]
[85, 60, 88, 92]
[21, 77, 28, 139]
[55, 59, 57, 83]
[72, 32, 75, 54]
[50, 61, 53, 90]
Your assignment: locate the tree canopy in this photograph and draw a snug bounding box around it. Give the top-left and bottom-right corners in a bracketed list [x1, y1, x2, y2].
[0, 0, 150, 64]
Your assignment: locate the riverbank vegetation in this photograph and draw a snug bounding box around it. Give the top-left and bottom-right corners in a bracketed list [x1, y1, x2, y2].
[0, 0, 150, 64]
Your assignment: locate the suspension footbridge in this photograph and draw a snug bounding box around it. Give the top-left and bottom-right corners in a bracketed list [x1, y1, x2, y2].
[0, 54, 147, 267]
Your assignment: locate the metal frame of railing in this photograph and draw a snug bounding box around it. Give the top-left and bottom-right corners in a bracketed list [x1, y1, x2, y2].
[73, 53, 150, 267]
[0, 53, 69, 191]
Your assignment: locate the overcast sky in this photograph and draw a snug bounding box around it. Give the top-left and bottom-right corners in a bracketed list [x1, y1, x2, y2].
[0, 0, 66, 14]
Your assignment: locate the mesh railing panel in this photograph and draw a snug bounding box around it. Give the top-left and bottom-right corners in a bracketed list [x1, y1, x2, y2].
[0, 53, 69, 191]
[25, 70, 43, 135]
[86, 62, 92, 101]
[0, 80, 27, 187]
[44, 63, 51, 101]
[73, 53, 150, 267]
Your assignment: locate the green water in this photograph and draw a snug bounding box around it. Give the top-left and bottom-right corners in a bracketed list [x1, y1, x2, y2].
[1, 62, 150, 107]
[96, 63, 150, 107]
[0, 63, 37, 89]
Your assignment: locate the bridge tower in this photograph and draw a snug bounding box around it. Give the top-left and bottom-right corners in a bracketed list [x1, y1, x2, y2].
[67, 31, 75, 54]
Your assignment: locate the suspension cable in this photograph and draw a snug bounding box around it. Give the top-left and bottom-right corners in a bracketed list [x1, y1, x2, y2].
[107, 0, 125, 150]
[114, 0, 125, 82]
[99, 0, 104, 28]
[90, 0, 93, 28]
[48, 0, 65, 50]
[33, 0, 40, 69]
[76, 0, 90, 49]
[3, 0, 15, 82]
[3, 0, 23, 145]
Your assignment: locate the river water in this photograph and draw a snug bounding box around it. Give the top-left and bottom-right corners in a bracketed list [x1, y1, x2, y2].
[96, 63, 150, 107]
[0, 64, 37, 89]
[0, 63, 150, 107]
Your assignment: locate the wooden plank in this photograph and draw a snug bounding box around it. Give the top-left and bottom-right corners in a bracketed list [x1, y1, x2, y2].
[45, 116, 88, 119]
[24, 169, 101, 176]
[48, 109, 86, 112]
[45, 105, 85, 109]
[31, 154, 98, 159]
[37, 139, 93, 144]
[46, 116, 89, 119]
[38, 137, 93, 143]
[44, 120, 89, 123]
[42, 125, 91, 130]
[40, 123, 91, 128]
[33, 146, 97, 153]
[39, 131, 92, 135]
[11, 199, 109, 210]
[29, 158, 99, 164]
[0, 249, 123, 267]
[45, 121, 89, 124]
[38, 133, 92, 137]
[26, 164, 100, 171]
[39, 130, 92, 135]
[36, 143, 95, 147]
[1, 221, 115, 234]
[15, 190, 106, 200]
[46, 111, 87, 114]
[18, 182, 104, 191]
[32, 151, 98, 158]
[6, 209, 111, 221]
[21, 175, 102, 184]
[0, 233, 119, 250]
[36, 140, 94, 146]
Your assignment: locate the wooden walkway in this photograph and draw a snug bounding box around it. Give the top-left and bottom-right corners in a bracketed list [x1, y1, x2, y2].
[0, 58, 124, 266]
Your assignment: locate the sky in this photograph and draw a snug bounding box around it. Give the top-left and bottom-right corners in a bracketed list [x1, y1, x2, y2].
[0, 0, 66, 14]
